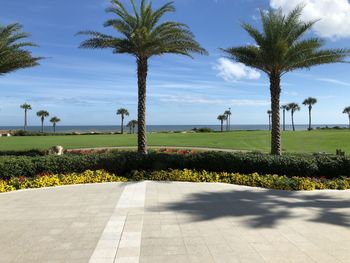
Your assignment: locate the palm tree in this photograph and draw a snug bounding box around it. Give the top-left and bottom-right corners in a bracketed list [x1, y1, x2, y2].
[50, 117, 61, 133]
[224, 109, 232, 131]
[217, 114, 227, 132]
[0, 23, 40, 76]
[117, 108, 129, 134]
[303, 97, 317, 131]
[267, 110, 272, 131]
[343, 107, 350, 129]
[222, 6, 349, 155]
[286, 103, 300, 131]
[36, 110, 49, 133]
[280, 105, 288, 131]
[127, 121, 133, 134]
[20, 103, 32, 131]
[78, 0, 206, 154]
[130, 120, 138, 134]
[127, 120, 137, 134]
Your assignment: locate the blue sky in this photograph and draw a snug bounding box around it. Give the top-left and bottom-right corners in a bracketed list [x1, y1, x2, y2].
[1, 0, 350, 126]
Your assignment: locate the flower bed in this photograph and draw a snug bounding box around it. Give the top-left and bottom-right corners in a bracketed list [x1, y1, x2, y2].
[1, 169, 349, 193]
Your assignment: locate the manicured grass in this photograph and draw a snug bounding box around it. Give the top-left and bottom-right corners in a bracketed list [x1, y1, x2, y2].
[0, 130, 349, 154]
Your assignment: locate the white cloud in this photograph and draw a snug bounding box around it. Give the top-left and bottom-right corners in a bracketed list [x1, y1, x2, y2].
[158, 95, 269, 106]
[214, 58, 261, 82]
[270, 0, 350, 39]
[317, 78, 350, 86]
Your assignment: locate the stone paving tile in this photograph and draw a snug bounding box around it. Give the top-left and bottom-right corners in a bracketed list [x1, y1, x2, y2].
[140, 182, 350, 263]
[1, 181, 350, 263]
[0, 183, 126, 263]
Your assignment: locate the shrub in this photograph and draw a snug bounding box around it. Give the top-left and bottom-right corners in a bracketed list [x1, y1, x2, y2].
[0, 170, 127, 192]
[129, 169, 350, 191]
[1, 169, 349, 193]
[0, 151, 349, 180]
[0, 149, 45, 157]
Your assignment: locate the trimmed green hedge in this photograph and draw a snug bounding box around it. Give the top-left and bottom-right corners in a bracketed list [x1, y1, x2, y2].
[0, 151, 349, 179]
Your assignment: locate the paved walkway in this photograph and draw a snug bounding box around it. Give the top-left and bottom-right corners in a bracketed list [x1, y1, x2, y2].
[1, 182, 350, 263]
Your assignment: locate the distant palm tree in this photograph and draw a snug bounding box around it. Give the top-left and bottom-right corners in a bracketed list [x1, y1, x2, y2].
[286, 103, 300, 131]
[303, 97, 317, 131]
[280, 105, 288, 131]
[36, 110, 49, 133]
[50, 117, 61, 133]
[117, 108, 129, 134]
[222, 6, 349, 155]
[130, 120, 138, 134]
[20, 103, 32, 131]
[267, 110, 272, 131]
[127, 120, 138, 134]
[224, 110, 232, 131]
[343, 107, 350, 129]
[0, 23, 41, 76]
[127, 121, 133, 134]
[217, 114, 227, 132]
[78, 0, 206, 154]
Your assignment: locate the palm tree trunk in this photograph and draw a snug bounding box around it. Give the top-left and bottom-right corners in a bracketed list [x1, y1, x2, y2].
[269, 73, 282, 155]
[53, 124, 56, 133]
[24, 109, 27, 131]
[228, 115, 231, 131]
[41, 118, 44, 133]
[137, 57, 148, 154]
[221, 121, 223, 132]
[348, 115, 350, 129]
[308, 106, 312, 131]
[226, 118, 228, 131]
[121, 116, 124, 134]
[291, 112, 295, 131]
[282, 109, 285, 131]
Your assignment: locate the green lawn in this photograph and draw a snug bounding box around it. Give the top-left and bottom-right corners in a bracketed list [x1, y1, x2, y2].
[0, 130, 349, 154]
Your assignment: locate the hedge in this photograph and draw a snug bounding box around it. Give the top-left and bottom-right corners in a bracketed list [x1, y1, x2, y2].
[0, 151, 349, 180]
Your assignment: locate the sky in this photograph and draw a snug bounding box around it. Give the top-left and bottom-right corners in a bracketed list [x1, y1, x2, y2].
[1, 0, 350, 126]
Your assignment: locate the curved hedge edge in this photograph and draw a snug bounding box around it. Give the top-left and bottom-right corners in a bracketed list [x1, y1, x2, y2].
[1, 169, 350, 193]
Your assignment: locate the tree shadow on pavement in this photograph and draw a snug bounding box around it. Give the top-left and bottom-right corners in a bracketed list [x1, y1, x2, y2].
[150, 188, 350, 228]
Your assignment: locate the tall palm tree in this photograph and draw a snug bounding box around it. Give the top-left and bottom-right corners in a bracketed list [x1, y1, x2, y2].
[36, 110, 49, 133]
[343, 107, 350, 129]
[267, 110, 272, 131]
[20, 103, 32, 131]
[303, 97, 317, 131]
[222, 6, 349, 155]
[0, 23, 40, 76]
[78, 0, 207, 154]
[50, 117, 61, 133]
[224, 109, 232, 131]
[286, 103, 300, 131]
[117, 108, 129, 134]
[217, 114, 227, 132]
[280, 105, 288, 131]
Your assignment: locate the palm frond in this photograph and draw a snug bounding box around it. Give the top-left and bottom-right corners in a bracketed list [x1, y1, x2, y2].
[0, 23, 41, 75]
[78, 0, 206, 58]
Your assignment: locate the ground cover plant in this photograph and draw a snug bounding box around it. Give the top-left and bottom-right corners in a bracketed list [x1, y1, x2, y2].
[0, 169, 349, 193]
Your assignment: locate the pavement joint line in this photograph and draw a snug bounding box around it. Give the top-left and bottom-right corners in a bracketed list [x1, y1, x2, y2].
[89, 181, 147, 263]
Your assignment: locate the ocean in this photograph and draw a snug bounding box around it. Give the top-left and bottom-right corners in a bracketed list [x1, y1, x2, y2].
[0, 124, 347, 133]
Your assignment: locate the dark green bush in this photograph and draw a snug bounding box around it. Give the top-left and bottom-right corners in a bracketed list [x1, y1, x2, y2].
[0, 151, 348, 179]
[0, 149, 45, 157]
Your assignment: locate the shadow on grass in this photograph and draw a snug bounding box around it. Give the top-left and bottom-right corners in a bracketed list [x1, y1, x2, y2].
[150, 187, 350, 228]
